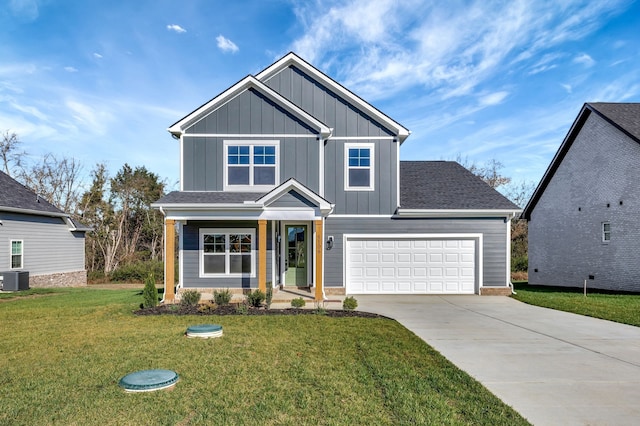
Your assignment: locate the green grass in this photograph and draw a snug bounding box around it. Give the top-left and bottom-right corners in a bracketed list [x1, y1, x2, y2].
[512, 282, 640, 327]
[0, 289, 528, 425]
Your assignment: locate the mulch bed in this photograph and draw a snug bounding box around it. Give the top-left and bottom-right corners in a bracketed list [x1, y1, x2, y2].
[134, 303, 387, 318]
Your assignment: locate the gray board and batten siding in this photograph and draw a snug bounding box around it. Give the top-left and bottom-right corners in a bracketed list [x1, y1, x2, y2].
[0, 212, 85, 276]
[324, 216, 510, 290]
[528, 110, 640, 292]
[181, 220, 273, 289]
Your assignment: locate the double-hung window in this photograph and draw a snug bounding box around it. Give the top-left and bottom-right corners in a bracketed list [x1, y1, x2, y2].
[10, 240, 23, 269]
[345, 143, 374, 191]
[201, 229, 255, 277]
[602, 222, 611, 243]
[224, 141, 278, 191]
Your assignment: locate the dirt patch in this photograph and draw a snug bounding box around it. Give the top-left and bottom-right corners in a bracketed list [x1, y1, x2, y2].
[134, 304, 388, 319]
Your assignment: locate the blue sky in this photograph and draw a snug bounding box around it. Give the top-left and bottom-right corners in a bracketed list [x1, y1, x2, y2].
[1, 0, 639, 194]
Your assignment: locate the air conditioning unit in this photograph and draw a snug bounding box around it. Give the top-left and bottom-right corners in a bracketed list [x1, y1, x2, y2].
[1, 271, 29, 291]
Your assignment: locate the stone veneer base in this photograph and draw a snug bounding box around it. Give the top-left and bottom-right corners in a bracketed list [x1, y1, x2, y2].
[29, 270, 87, 288]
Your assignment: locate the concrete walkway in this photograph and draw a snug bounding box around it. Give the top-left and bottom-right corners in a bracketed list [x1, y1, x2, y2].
[355, 295, 640, 426]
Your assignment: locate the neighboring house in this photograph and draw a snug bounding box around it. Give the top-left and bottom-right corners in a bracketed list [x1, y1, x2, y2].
[523, 102, 640, 292]
[153, 52, 519, 301]
[0, 171, 89, 288]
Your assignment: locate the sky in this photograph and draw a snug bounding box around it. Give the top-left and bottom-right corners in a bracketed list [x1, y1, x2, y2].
[1, 0, 639, 197]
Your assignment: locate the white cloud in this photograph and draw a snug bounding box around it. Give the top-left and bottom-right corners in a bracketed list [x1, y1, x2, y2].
[288, 0, 629, 101]
[93, 53, 103, 59]
[561, 83, 572, 94]
[573, 53, 595, 67]
[166, 24, 186, 33]
[64, 66, 78, 73]
[479, 91, 509, 106]
[216, 35, 239, 53]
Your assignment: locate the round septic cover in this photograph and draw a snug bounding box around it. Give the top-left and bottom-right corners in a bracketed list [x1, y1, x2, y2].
[119, 369, 178, 392]
[186, 324, 223, 338]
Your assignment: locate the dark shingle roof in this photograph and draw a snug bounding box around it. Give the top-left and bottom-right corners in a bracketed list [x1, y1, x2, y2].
[154, 191, 266, 205]
[400, 161, 519, 210]
[588, 103, 640, 142]
[0, 170, 65, 215]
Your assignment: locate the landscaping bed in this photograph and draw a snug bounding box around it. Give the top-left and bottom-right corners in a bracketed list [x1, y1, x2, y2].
[135, 303, 386, 318]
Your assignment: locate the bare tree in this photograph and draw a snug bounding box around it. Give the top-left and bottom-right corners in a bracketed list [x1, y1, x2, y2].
[0, 130, 25, 176]
[18, 154, 83, 213]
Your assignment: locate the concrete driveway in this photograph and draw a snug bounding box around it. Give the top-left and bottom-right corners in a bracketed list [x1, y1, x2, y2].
[356, 295, 640, 426]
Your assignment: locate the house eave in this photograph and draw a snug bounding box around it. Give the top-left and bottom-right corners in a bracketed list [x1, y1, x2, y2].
[255, 52, 410, 143]
[0, 205, 68, 218]
[396, 209, 521, 218]
[167, 75, 331, 138]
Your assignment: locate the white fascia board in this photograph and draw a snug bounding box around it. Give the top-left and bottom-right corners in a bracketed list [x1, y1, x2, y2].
[151, 202, 264, 211]
[0, 206, 68, 218]
[396, 209, 522, 218]
[168, 76, 331, 138]
[256, 53, 411, 142]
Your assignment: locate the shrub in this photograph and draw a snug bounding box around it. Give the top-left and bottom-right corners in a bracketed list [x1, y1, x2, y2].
[109, 260, 164, 283]
[343, 296, 358, 311]
[511, 255, 528, 272]
[265, 283, 273, 309]
[180, 289, 201, 307]
[142, 274, 159, 308]
[246, 290, 265, 308]
[291, 297, 306, 308]
[213, 289, 232, 305]
[235, 302, 249, 315]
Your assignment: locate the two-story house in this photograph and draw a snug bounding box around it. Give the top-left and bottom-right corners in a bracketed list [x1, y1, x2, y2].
[153, 53, 519, 302]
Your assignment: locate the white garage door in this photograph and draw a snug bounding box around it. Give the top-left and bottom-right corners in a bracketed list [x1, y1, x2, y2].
[346, 237, 476, 294]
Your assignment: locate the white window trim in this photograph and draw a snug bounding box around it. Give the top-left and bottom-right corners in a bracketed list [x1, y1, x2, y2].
[199, 228, 256, 278]
[10, 240, 23, 270]
[223, 140, 280, 192]
[602, 222, 611, 243]
[344, 142, 375, 191]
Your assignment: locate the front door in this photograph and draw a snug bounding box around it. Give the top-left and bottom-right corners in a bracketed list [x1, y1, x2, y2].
[285, 225, 307, 286]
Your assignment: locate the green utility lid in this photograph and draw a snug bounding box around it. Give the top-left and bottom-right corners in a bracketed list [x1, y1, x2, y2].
[186, 324, 223, 338]
[118, 369, 178, 392]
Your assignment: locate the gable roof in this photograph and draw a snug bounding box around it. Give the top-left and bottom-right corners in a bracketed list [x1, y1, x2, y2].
[168, 75, 332, 138]
[0, 170, 66, 217]
[522, 102, 640, 220]
[398, 161, 519, 212]
[256, 52, 411, 143]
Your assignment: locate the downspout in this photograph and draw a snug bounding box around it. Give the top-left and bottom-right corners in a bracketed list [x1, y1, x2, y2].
[507, 211, 517, 295]
[159, 206, 168, 304]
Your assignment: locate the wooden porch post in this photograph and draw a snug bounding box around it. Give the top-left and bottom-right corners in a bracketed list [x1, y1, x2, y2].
[315, 219, 323, 301]
[258, 219, 267, 293]
[164, 219, 175, 303]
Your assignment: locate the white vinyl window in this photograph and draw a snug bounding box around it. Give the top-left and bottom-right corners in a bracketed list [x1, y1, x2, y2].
[200, 229, 255, 277]
[10, 240, 23, 269]
[602, 222, 611, 242]
[344, 143, 374, 191]
[224, 140, 279, 191]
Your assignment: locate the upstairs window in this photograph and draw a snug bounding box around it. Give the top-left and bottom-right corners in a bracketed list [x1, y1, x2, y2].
[345, 143, 375, 191]
[602, 222, 611, 242]
[10, 240, 23, 269]
[224, 141, 279, 191]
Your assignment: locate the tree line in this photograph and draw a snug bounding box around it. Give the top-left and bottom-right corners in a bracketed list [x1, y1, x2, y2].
[2, 131, 166, 281]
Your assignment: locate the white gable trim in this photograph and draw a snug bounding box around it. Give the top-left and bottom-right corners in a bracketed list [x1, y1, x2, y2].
[256, 53, 411, 143]
[254, 178, 334, 214]
[396, 209, 521, 219]
[168, 75, 332, 138]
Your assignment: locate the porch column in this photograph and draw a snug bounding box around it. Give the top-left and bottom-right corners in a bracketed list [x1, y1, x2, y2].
[258, 219, 267, 293]
[315, 219, 323, 301]
[164, 219, 175, 303]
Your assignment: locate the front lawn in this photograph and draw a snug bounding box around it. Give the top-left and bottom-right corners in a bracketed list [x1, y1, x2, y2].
[512, 282, 640, 327]
[0, 288, 527, 425]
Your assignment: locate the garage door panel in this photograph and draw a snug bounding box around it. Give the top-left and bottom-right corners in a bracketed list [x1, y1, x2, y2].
[347, 237, 476, 294]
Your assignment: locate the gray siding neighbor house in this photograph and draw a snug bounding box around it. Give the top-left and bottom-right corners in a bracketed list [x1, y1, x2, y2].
[153, 53, 519, 302]
[523, 102, 640, 292]
[0, 171, 89, 288]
